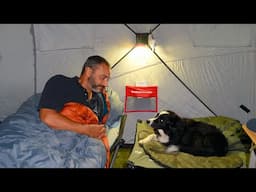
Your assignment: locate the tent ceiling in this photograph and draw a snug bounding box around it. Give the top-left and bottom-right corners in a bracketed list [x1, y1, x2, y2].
[126, 24, 159, 33]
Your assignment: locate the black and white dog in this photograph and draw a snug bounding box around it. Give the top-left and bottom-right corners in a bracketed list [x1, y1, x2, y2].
[139, 110, 228, 156]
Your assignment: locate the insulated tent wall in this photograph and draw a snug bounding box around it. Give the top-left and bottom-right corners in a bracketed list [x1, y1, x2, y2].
[0, 24, 34, 121]
[0, 24, 256, 144]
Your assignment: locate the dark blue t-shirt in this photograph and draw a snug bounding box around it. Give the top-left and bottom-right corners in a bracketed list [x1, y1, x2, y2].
[38, 75, 108, 122]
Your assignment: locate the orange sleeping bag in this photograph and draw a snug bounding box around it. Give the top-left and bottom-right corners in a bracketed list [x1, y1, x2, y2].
[60, 101, 110, 168]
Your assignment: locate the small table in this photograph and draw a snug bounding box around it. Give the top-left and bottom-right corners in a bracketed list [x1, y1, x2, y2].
[242, 124, 256, 168]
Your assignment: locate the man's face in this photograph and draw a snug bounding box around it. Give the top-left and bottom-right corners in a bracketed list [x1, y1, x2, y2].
[89, 63, 110, 93]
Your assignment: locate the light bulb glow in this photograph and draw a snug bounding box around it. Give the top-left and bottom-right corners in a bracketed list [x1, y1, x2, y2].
[128, 46, 153, 67]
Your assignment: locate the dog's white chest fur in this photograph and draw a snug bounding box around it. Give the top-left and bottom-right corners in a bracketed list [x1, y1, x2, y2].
[156, 129, 169, 143]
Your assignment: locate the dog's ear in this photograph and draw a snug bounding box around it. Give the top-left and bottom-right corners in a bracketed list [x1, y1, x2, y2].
[166, 124, 181, 145]
[167, 120, 185, 145]
[175, 119, 186, 128]
[168, 113, 181, 126]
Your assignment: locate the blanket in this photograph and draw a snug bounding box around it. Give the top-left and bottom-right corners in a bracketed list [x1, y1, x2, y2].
[134, 116, 251, 168]
[0, 90, 123, 168]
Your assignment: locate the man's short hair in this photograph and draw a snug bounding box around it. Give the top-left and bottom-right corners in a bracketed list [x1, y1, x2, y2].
[81, 55, 110, 75]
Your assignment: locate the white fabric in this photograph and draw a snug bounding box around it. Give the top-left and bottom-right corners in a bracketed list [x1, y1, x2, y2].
[188, 24, 252, 48]
[169, 51, 256, 123]
[34, 24, 95, 51]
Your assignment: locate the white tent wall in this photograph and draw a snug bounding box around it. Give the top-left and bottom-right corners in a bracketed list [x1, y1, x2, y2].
[0, 24, 256, 144]
[34, 24, 134, 92]
[168, 51, 256, 122]
[0, 24, 34, 121]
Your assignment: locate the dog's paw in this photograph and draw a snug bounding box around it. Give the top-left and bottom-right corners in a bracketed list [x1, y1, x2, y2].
[138, 134, 156, 145]
[138, 138, 147, 145]
[165, 145, 179, 153]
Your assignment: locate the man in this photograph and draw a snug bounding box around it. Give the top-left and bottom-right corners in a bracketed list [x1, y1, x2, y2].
[38, 55, 111, 168]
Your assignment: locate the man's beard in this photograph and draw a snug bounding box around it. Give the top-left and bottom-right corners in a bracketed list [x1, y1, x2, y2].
[92, 85, 105, 93]
[89, 77, 105, 93]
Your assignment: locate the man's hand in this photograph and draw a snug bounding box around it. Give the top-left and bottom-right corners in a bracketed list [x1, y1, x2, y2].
[83, 124, 107, 139]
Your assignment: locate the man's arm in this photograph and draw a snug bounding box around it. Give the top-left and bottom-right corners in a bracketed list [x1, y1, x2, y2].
[39, 108, 106, 139]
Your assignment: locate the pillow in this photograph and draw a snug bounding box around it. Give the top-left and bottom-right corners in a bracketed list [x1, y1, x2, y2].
[105, 88, 124, 128]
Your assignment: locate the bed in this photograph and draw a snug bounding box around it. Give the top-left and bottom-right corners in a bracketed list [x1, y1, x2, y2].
[127, 116, 251, 168]
[0, 88, 124, 168]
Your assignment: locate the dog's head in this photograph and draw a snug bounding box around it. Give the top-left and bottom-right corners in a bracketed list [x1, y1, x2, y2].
[146, 110, 182, 144]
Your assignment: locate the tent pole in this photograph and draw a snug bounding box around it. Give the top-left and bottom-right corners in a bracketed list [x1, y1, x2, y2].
[31, 24, 37, 95]
[148, 45, 217, 116]
[111, 45, 136, 69]
[112, 24, 161, 70]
